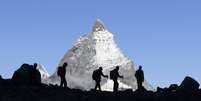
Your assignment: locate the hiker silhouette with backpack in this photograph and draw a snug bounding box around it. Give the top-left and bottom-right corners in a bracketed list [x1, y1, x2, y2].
[110, 66, 123, 92]
[32, 63, 41, 85]
[57, 62, 68, 87]
[135, 65, 144, 90]
[92, 67, 108, 91]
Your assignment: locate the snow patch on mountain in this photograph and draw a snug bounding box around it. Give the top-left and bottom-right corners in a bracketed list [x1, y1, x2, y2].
[101, 80, 133, 91]
[36, 64, 50, 83]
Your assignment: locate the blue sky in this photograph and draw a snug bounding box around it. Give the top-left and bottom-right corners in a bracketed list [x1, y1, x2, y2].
[0, 0, 201, 88]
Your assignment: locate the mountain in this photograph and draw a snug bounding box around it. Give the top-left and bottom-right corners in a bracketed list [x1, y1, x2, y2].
[46, 19, 153, 91]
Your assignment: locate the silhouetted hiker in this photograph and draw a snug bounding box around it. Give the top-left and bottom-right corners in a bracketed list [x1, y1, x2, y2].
[57, 62, 68, 87]
[92, 67, 108, 91]
[0, 75, 2, 84]
[32, 63, 41, 85]
[0, 75, 2, 89]
[110, 66, 123, 92]
[135, 65, 144, 90]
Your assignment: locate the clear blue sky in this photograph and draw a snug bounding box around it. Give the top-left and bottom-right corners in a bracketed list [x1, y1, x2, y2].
[0, 0, 201, 88]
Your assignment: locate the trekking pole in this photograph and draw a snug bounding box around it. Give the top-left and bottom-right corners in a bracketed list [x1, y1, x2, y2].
[120, 78, 123, 90]
[106, 80, 107, 90]
[120, 80, 122, 90]
[106, 78, 109, 91]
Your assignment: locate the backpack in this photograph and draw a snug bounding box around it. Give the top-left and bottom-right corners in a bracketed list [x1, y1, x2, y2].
[57, 67, 62, 76]
[92, 70, 99, 80]
[110, 70, 115, 80]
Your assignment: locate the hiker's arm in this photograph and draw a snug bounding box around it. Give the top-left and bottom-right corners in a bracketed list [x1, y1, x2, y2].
[118, 73, 123, 78]
[101, 72, 108, 78]
[104, 75, 108, 78]
[142, 72, 144, 81]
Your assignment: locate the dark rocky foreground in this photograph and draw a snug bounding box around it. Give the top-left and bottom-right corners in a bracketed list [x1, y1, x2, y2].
[0, 79, 201, 101]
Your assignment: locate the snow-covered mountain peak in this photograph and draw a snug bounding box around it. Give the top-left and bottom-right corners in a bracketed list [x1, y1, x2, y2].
[92, 19, 107, 32]
[46, 19, 153, 91]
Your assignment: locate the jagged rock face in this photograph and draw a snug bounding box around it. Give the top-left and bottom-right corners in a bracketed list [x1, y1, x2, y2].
[47, 19, 153, 91]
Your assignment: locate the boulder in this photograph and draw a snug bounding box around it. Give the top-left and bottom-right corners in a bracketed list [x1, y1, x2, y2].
[179, 76, 200, 93]
[12, 64, 41, 85]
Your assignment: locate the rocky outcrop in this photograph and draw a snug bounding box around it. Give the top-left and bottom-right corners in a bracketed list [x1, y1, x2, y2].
[11, 64, 41, 85]
[0, 77, 200, 101]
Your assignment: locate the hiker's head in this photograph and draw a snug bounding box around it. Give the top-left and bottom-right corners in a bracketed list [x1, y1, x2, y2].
[99, 67, 103, 71]
[33, 63, 37, 69]
[139, 65, 142, 70]
[63, 62, 68, 67]
[116, 66, 119, 70]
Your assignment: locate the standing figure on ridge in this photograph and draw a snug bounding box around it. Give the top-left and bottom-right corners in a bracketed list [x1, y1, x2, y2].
[135, 65, 144, 90]
[110, 66, 124, 92]
[32, 63, 41, 85]
[57, 62, 68, 87]
[92, 67, 108, 91]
